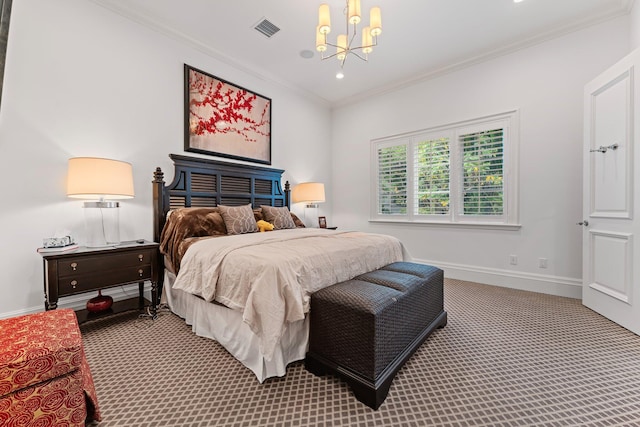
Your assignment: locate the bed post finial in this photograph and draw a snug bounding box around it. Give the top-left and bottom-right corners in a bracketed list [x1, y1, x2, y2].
[153, 167, 164, 183]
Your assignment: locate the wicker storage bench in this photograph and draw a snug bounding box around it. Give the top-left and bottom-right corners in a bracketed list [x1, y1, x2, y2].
[305, 262, 447, 409]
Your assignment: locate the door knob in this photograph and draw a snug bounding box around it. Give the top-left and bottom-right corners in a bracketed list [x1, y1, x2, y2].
[577, 220, 589, 226]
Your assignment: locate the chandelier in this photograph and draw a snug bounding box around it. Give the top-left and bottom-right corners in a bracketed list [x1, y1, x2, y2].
[315, 0, 382, 68]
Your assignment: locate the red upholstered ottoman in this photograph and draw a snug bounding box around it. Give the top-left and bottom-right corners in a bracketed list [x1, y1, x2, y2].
[0, 308, 101, 426]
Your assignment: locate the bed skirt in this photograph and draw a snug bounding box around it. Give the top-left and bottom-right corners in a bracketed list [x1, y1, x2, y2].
[162, 270, 309, 383]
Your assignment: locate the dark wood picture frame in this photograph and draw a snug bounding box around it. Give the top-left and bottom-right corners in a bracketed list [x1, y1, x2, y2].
[0, 0, 13, 110]
[318, 216, 327, 228]
[184, 64, 272, 165]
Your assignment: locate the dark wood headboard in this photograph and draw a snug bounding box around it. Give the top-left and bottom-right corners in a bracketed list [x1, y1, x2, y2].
[152, 154, 290, 244]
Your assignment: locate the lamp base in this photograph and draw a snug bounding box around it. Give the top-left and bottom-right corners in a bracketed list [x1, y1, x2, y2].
[86, 290, 113, 313]
[83, 201, 121, 247]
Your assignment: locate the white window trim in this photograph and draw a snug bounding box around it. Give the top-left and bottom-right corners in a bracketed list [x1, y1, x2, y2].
[370, 110, 521, 229]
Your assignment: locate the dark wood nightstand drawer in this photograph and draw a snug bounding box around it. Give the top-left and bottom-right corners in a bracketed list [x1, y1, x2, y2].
[58, 265, 153, 295]
[57, 251, 153, 277]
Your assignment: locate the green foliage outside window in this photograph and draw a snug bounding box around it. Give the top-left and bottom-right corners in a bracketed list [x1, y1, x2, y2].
[377, 128, 504, 217]
[377, 145, 407, 214]
[462, 129, 504, 216]
[416, 138, 450, 215]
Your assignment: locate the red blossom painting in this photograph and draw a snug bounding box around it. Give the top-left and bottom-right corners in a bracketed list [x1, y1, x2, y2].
[184, 65, 271, 164]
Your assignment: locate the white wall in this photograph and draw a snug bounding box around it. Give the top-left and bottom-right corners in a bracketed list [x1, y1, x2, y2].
[331, 17, 630, 298]
[0, 0, 331, 317]
[631, 0, 640, 49]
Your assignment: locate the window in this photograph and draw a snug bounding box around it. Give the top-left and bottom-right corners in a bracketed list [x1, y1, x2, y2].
[371, 111, 519, 227]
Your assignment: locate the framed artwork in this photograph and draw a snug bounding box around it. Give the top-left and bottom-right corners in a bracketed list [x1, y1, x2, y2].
[318, 216, 327, 228]
[0, 0, 12, 110]
[184, 64, 272, 165]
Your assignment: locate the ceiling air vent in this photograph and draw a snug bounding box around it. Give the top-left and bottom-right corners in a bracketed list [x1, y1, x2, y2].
[254, 18, 280, 38]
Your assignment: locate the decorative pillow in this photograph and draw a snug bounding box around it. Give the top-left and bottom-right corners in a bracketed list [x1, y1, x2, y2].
[218, 204, 259, 235]
[290, 212, 305, 228]
[159, 207, 227, 273]
[253, 209, 264, 222]
[260, 205, 297, 230]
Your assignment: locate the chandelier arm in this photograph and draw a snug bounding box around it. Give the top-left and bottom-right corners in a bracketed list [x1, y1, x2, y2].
[348, 22, 358, 49]
[349, 51, 369, 62]
[321, 51, 340, 61]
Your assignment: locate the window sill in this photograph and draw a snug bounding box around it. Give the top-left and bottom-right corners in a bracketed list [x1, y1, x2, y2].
[368, 219, 522, 231]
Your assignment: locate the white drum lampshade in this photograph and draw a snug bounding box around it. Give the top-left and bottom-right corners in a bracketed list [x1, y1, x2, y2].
[292, 182, 325, 208]
[67, 157, 134, 247]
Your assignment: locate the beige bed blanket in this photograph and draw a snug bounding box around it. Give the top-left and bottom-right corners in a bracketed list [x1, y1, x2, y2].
[172, 228, 404, 360]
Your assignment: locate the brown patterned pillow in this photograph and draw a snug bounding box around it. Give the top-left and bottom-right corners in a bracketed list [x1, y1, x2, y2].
[290, 212, 305, 228]
[159, 207, 228, 274]
[218, 204, 259, 235]
[260, 205, 296, 230]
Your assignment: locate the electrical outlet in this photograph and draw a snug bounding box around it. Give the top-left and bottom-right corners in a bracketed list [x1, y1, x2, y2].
[538, 258, 548, 268]
[509, 255, 518, 265]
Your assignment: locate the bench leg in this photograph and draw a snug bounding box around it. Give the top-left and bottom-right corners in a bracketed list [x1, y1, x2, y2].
[305, 353, 329, 377]
[437, 311, 448, 328]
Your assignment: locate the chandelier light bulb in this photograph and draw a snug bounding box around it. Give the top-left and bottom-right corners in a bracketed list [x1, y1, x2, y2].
[337, 34, 347, 61]
[370, 7, 382, 36]
[348, 0, 362, 24]
[362, 26, 373, 54]
[318, 4, 331, 35]
[316, 26, 327, 52]
[336, 71, 345, 79]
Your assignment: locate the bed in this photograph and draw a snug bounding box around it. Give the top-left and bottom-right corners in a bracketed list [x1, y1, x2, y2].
[153, 154, 406, 382]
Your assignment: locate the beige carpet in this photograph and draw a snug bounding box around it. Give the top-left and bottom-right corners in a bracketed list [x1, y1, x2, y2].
[80, 279, 640, 427]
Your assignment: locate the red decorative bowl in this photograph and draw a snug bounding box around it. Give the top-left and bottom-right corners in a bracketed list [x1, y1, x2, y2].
[86, 290, 113, 313]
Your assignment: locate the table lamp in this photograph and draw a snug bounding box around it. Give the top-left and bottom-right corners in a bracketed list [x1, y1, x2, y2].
[292, 182, 325, 227]
[67, 157, 135, 247]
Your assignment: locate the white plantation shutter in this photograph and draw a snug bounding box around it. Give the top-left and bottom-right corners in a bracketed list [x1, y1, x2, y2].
[460, 128, 504, 216]
[376, 144, 407, 215]
[415, 137, 450, 215]
[371, 111, 518, 226]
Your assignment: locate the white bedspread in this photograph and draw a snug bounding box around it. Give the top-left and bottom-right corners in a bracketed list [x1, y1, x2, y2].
[172, 228, 404, 359]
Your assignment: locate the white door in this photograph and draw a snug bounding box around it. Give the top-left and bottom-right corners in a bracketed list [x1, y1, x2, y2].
[582, 49, 640, 335]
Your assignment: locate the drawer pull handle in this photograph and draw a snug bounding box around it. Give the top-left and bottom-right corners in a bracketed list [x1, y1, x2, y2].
[71, 280, 78, 289]
[70, 262, 78, 271]
[138, 269, 144, 277]
[138, 254, 144, 261]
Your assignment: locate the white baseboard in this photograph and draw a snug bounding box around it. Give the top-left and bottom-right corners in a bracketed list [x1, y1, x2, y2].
[415, 258, 582, 299]
[0, 283, 152, 320]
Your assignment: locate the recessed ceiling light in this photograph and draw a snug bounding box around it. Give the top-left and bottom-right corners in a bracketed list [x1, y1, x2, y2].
[336, 71, 345, 79]
[513, 0, 524, 3]
[300, 50, 314, 59]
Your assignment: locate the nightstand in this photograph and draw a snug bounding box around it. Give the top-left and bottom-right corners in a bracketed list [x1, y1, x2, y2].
[40, 240, 160, 321]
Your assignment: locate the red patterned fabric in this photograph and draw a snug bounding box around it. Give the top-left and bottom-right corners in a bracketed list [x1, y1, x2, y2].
[0, 309, 101, 425]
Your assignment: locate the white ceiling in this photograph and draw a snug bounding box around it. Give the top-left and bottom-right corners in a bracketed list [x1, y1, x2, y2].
[91, 0, 632, 107]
